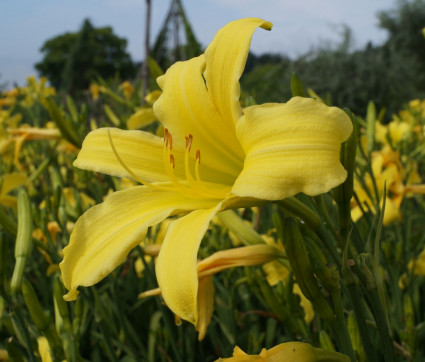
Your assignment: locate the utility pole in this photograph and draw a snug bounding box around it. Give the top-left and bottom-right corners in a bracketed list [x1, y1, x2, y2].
[141, 0, 151, 103]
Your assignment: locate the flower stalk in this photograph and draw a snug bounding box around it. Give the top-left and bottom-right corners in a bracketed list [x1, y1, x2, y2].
[10, 188, 33, 294]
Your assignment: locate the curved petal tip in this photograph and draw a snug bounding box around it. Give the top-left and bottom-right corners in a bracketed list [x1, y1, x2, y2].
[63, 288, 79, 301]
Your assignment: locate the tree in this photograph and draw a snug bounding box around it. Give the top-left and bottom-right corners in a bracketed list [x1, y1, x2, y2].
[378, 0, 425, 94]
[36, 19, 136, 93]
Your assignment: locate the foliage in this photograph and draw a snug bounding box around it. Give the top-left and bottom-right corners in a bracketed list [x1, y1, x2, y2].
[378, 0, 425, 93]
[35, 19, 136, 94]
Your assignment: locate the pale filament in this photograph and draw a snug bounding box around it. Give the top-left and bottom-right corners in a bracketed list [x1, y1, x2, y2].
[163, 128, 228, 199]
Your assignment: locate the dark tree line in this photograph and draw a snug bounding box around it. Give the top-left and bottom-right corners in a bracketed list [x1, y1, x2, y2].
[34, 0, 425, 118]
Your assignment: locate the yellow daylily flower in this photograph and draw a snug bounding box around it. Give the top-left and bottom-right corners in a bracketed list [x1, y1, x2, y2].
[399, 245, 425, 289]
[352, 145, 425, 225]
[20, 76, 56, 108]
[145, 90, 162, 104]
[120, 81, 135, 100]
[139, 244, 283, 340]
[8, 125, 62, 170]
[388, 120, 411, 144]
[126, 108, 157, 130]
[0, 96, 16, 108]
[374, 121, 388, 145]
[60, 18, 352, 326]
[216, 342, 350, 361]
[0, 173, 28, 208]
[408, 247, 425, 276]
[8, 126, 62, 140]
[33, 221, 62, 275]
[89, 83, 101, 101]
[62, 187, 95, 209]
[4, 88, 19, 98]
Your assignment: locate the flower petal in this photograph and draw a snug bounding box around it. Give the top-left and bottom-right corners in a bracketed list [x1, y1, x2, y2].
[156, 203, 222, 324]
[60, 186, 216, 300]
[155, 56, 244, 182]
[232, 97, 353, 200]
[74, 128, 172, 182]
[0, 195, 18, 208]
[197, 244, 282, 278]
[196, 275, 214, 341]
[126, 108, 157, 130]
[75, 127, 236, 186]
[204, 18, 272, 125]
[37, 336, 53, 362]
[0, 173, 28, 196]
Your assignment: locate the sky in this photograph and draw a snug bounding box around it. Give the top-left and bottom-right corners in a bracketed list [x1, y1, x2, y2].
[0, 0, 396, 87]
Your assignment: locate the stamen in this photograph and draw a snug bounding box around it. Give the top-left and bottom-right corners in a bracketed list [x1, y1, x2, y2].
[186, 134, 193, 152]
[162, 130, 195, 196]
[168, 132, 173, 150]
[195, 151, 204, 185]
[164, 128, 169, 144]
[184, 134, 199, 188]
[194, 149, 229, 198]
[107, 129, 169, 191]
[161, 130, 229, 199]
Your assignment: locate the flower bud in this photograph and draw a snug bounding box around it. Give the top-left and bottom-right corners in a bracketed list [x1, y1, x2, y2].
[281, 218, 333, 320]
[11, 188, 33, 294]
[217, 341, 350, 361]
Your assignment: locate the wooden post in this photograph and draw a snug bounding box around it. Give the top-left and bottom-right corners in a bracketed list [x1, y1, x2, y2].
[141, 0, 151, 103]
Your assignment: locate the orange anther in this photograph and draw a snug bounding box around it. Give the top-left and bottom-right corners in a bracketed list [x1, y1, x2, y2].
[195, 149, 201, 163]
[185, 134, 193, 151]
[164, 128, 169, 144]
[170, 154, 175, 168]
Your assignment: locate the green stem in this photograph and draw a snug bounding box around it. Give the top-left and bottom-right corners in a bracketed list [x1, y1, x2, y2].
[315, 194, 337, 237]
[330, 289, 355, 362]
[28, 142, 58, 183]
[217, 210, 264, 245]
[277, 198, 320, 230]
[316, 226, 342, 269]
[10, 308, 35, 362]
[346, 284, 377, 359]
[367, 289, 396, 362]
